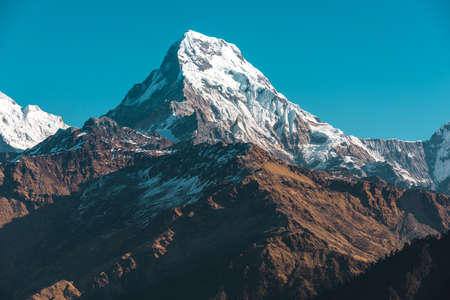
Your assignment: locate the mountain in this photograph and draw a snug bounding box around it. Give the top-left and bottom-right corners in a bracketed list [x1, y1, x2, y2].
[0, 117, 172, 228]
[0, 119, 449, 299]
[1, 31, 449, 300]
[317, 232, 450, 300]
[106, 30, 449, 194]
[0, 91, 68, 152]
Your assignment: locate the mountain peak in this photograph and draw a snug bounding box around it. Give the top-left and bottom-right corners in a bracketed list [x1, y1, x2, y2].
[0, 91, 68, 152]
[109, 31, 319, 145]
[179, 30, 243, 60]
[107, 32, 449, 194]
[177, 30, 274, 96]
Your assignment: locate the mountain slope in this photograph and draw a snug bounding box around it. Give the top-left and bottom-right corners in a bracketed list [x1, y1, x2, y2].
[0, 136, 449, 299]
[0, 117, 172, 228]
[106, 30, 449, 194]
[0, 91, 68, 152]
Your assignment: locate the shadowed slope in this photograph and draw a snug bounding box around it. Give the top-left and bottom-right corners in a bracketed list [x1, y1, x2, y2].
[317, 232, 450, 300]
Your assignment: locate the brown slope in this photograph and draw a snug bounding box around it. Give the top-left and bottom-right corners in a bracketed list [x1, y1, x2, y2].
[0, 142, 448, 299]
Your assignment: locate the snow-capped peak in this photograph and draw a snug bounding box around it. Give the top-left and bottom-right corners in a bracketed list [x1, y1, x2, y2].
[107, 31, 449, 193]
[176, 31, 374, 162]
[0, 91, 69, 151]
[109, 31, 375, 165]
[178, 30, 299, 116]
[178, 30, 267, 91]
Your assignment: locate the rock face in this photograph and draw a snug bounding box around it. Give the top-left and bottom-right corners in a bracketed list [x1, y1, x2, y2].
[106, 31, 449, 194]
[0, 139, 449, 299]
[362, 122, 450, 195]
[425, 122, 450, 194]
[0, 91, 68, 152]
[28, 280, 81, 300]
[361, 139, 432, 188]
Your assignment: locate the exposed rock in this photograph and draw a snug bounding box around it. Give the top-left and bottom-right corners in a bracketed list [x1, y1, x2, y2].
[28, 280, 81, 300]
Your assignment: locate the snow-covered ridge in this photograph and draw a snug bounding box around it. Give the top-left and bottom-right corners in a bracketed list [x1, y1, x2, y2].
[0, 91, 68, 151]
[430, 122, 450, 183]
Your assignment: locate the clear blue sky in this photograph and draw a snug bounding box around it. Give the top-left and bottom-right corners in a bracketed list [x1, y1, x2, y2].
[1, 0, 449, 140]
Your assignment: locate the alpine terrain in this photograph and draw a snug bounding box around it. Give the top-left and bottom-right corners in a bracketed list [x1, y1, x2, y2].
[0, 91, 68, 152]
[0, 30, 448, 300]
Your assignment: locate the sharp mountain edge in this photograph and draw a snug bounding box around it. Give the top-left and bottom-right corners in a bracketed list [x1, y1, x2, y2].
[106, 30, 450, 194]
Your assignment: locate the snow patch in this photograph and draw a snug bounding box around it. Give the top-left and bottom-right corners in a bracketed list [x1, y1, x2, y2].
[135, 173, 209, 225]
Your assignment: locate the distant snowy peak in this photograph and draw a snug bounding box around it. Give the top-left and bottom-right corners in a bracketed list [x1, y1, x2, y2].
[428, 122, 450, 183]
[0, 91, 68, 151]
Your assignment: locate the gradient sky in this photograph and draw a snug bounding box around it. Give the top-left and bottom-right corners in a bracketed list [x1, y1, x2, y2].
[1, 0, 449, 140]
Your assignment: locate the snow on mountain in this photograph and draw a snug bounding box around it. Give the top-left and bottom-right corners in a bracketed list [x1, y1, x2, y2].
[425, 122, 450, 192]
[361, 139, 432, 186]
[0, 91, 68, 151]
[107, 30, 449, 193]
[432, 123, 450, 182]
[108, 31, 374, 164]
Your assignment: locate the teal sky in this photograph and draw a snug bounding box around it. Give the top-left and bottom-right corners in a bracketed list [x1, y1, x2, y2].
[1, 0, 449, 140]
